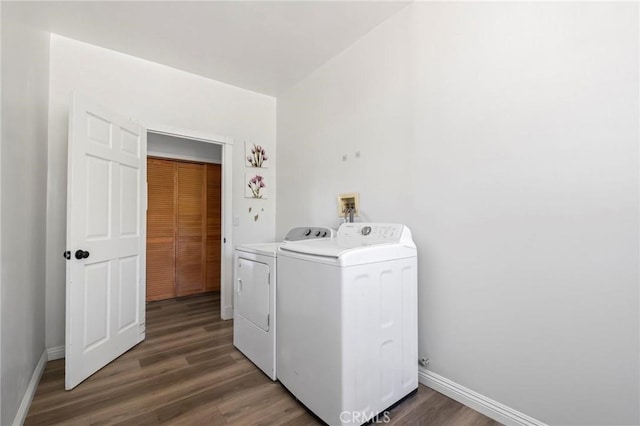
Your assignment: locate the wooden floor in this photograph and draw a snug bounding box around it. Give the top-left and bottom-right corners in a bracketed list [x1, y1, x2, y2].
[25, 293, 501, 426]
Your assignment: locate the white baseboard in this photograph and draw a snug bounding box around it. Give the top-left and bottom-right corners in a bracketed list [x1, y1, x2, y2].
[46, 345, 65, 361]
[12, 350, 47, 426]
[419, 369, 546, 426]
[221, 305, 233, 320]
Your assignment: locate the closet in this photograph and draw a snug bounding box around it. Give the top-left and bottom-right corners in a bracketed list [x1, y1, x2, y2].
[146, 157, 221, 301]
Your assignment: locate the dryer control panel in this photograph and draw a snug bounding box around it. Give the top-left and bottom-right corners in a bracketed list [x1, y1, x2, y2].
[283, 227, 335, 241]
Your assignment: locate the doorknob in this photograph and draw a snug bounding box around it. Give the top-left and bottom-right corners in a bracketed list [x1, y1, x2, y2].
[75, 249, 90, 260]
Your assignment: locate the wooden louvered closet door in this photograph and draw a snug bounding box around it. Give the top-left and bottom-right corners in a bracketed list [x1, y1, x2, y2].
[146, 158, 221, 301]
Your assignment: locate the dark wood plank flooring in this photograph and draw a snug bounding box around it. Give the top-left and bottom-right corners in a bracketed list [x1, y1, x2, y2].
[25, 293, 501, 425]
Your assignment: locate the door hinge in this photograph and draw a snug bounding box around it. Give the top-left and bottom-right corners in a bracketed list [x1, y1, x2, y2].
[267, 313, 270, 327]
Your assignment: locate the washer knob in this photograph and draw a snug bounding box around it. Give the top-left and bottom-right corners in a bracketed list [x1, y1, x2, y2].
[361, 226, 372, 236]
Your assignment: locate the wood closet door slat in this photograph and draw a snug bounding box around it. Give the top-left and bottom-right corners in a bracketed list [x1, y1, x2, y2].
[176, 162, 207, 297]
[146, 158, 176, 301]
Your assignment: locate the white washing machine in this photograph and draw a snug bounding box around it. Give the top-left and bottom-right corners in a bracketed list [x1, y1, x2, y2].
[233, 227, 334, 380]
[276, 223, 418, 426]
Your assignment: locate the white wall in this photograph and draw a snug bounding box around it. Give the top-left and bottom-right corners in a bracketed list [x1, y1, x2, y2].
[276, 3, 639, 425]
[46, 35, 276, 349]
[277, 4, 413, 231]
[148, 132, 222, 164]
[1, 4, 50, 425]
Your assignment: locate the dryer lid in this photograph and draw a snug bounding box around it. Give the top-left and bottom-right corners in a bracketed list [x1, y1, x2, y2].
[235, 242, 281, 257]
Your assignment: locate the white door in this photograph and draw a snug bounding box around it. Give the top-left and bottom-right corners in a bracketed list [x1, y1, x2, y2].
[236, 257, 270, 331]
[65, 93, 147, 390]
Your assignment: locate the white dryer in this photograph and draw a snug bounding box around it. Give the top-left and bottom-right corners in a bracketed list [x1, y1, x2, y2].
[233, 227, 334, 380]
[277, 223, 418, 426]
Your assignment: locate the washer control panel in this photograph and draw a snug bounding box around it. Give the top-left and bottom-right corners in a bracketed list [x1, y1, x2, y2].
[338, 223, 407, 244]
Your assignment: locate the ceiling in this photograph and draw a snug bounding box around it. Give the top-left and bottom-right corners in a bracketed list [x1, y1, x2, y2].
[8, 1, 409, 96]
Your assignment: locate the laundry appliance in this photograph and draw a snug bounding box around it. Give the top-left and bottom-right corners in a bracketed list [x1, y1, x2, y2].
[233, 226, 334, 380]
[276, 222, 418, 425]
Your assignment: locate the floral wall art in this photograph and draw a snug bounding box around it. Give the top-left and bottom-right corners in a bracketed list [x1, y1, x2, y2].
[244, 142, 269, 225]
[246, 142, 269, 168]
[245, 173, 268, 199]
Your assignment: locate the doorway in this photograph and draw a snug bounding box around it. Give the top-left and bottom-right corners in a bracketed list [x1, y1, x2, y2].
[146, 126, 234, 320]
[64, 94, 235, 389]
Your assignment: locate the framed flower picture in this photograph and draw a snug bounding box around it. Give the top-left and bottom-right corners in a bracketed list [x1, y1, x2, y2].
[245, 142, 269, 168]
[245, 173, 268, 199]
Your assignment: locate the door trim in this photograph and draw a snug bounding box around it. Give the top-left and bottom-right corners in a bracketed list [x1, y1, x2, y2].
[145, 123, 234, 320]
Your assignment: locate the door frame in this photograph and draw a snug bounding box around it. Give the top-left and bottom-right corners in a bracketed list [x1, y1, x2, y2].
[145, 123, 234, 320]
